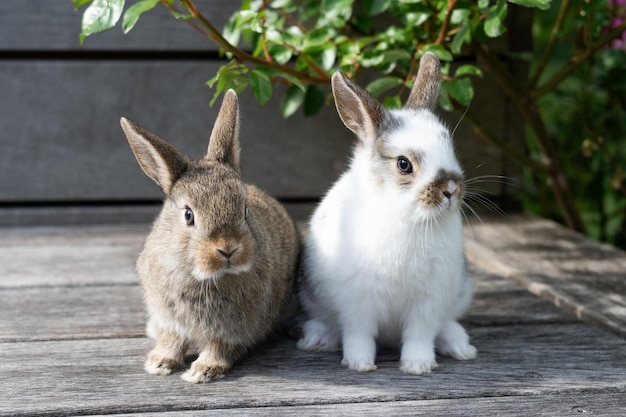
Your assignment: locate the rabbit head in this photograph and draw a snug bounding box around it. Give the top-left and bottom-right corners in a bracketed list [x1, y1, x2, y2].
[331, 52, 463, 222]
[120, 90, 255, 281]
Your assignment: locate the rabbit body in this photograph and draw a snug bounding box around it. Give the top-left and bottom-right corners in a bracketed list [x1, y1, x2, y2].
[297, 53, 476, 374]
[121, 90, 299, 383]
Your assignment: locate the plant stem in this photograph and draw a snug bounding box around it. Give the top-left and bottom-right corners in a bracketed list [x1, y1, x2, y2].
[162, 0, 330, 85]
[436, 0, 458, 45]
[529, 0, 570, 88]
[476, 43, 585, 232]
[532, 18, 626, 98]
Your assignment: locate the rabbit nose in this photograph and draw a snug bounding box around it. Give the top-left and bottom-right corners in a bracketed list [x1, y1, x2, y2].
[216, 248, 237, 260]
[442, 190, 452, 200]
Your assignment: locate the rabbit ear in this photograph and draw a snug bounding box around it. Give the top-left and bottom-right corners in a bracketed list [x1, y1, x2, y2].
[331, 71, 387, 143]
[206, 89, 241, 173]
[120, 117, 189, 195]
[405, 52, 441, 111]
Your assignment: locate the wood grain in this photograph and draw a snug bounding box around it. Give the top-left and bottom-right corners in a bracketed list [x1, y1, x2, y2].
[1, 1, 234, 51]
[1, 323, 624, 416]
[465, 216, 626, 337]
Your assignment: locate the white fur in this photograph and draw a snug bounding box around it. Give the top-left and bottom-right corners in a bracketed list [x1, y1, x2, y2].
[298, 108, 476, 374]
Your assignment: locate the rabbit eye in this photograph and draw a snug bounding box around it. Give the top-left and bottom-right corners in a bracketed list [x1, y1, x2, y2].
[184, 207, 194, 226]
[397, 157, 413, 174]
[244, 206, 249, 218]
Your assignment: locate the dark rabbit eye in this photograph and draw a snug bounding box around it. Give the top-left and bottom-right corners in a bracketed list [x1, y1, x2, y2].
[244, 206, 249, 218]
[184, 207, 194, 226]
[397, 157, 413, 174]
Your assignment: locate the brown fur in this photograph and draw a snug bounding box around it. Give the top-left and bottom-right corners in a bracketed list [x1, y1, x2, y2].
[120, 90, 300, 383]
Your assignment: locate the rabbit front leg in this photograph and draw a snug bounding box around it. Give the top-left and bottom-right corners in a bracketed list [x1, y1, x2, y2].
[145, 323, 187, 376]
[181, 340, 246, 383]
[339, 306, 379, 372]
[399, 309, 439, 375]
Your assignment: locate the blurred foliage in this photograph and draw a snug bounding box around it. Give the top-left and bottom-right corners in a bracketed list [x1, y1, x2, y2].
[525, 0, 626, 247]
[71, 0, 626, 248]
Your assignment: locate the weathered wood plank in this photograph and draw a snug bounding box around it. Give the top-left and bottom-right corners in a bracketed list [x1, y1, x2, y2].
[0, 60, 353, 202]
[0, 323, 624, 416]
[1, 1, 234, 51]
[0, 264, 574, 343]
[0, 284, 145, 342]
[89, 393, 626, 417]
[465, 215, 626, 337]
[0, 225, 146, 288]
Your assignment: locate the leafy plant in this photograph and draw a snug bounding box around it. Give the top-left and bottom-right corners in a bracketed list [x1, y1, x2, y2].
[72, 0, 626, 247]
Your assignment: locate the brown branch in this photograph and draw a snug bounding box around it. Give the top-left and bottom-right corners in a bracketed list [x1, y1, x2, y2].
[260, 0, 274, 64]
[162, 0, 330, 85]
[476, 43, 585, 232]
[529, 0, 570, 88]
[532, 18, 626, 99]
[436, 0, 458, 45]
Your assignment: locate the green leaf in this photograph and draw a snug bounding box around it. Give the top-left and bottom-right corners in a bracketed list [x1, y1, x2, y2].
[79, 0, 125, 42]
[421, 44, 453, 62]
[122, 0, 158, 34]
[438, 87, 453, 111]
[267, 43, 293, 64]
[366, 76, 403, 97]
[383, 95, 402, 110]
[477, 0, 490, 10]
[484, 0, 507, 38]
[72, 0, 93, 8]
[451, 21, 470, 54]
[208, 61, 248, 106]
[446, 77, 474, 106]
[381, 49, 412, 63]
[455, 64, 483, 77]
[248, 69, 273, 107]
[303, 85, 325, 116]
[509, 0, 551, 10]
[363, 0, 390, 16]
[282, 85, 305, 118]
[360, 49, 385, 67]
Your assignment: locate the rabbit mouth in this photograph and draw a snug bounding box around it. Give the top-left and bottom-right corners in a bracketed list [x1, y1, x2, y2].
[191, 263, 252, 282]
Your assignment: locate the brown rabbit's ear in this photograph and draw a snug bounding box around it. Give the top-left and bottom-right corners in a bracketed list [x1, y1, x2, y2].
[331, 71, 387, 143]
[206, 89, 241, 173]
[405, 52, 441, 111]
[120, 117, 189, 195]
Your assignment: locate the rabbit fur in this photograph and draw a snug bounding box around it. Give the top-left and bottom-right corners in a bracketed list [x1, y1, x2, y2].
[297, 52, 477, 375]
[120, 90, 300, 383]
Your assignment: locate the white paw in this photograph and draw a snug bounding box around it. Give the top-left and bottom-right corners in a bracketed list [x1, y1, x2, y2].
[438, 342, 477, 360]
[399, 358, 439, 375]
[297, 320, 340, 352]
[180, 365, 226, 384]
[144, 360, 173, 376]
[341, 357, 377, 372]
[436, 321, 477, 360]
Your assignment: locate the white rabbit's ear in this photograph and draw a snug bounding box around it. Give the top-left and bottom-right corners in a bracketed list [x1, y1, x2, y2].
[405, 52, 441, 111]
[331, 71, 387, 143]
[206, 89, 241, 174]
[120, 117, 189, 195]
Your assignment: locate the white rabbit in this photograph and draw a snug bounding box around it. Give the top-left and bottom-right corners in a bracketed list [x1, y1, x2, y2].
[297, 52, 477, 374]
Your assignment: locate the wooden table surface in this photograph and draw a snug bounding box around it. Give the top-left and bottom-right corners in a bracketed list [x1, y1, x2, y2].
[1, 215, 625, 416]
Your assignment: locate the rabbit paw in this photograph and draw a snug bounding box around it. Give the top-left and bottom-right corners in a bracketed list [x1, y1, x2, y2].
[297, 320, 340, 352]
[144, 354, 182, 376]
[436, 321, 477, 360]
[341, 356, 377, 372]
[399, 357, 439, 375]
[180, 362, 228, 384]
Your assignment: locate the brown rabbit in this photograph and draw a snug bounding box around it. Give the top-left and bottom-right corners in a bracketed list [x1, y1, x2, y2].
[120, 89, 300, 383]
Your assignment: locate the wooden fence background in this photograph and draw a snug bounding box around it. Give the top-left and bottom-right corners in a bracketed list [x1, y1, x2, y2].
[0, 1, 523, 226]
